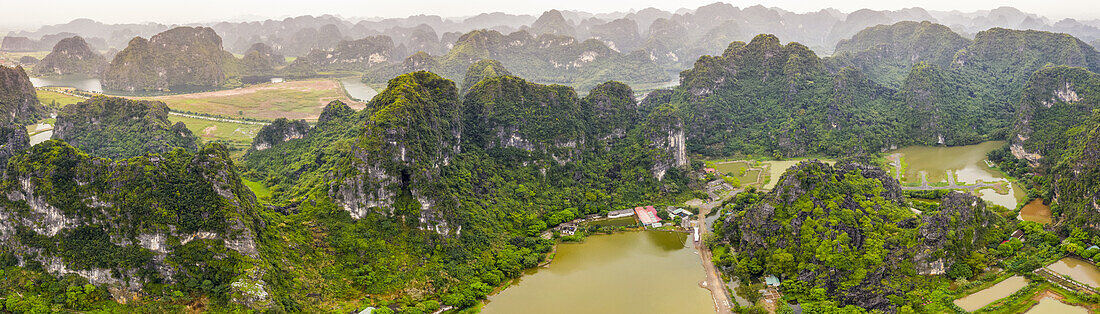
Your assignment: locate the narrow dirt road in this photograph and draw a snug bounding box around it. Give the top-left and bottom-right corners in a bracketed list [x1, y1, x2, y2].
[694, 192, 737, 314]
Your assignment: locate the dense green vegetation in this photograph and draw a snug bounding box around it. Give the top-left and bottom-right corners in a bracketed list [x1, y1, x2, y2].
[53, 96, 199, 159]
[716, 161, 1010, 312]
[0, 140, 265, 311]
[827, 21, 971, 88]
[237, 70, 693, 311]
[645, 25, 1100, 159]
[9, 16, 1100, 313]
[0, 65, 46, 125]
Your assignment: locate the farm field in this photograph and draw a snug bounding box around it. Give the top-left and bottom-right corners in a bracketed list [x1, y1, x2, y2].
[142, 79, 364, 120]
[168, 115, 265, 158]
[35, 89, 86, 108]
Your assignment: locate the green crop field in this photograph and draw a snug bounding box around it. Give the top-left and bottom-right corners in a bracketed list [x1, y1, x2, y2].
[167, 115, 264, 158]
[143, 79, 364, 121]
[36, 89, 87, 109]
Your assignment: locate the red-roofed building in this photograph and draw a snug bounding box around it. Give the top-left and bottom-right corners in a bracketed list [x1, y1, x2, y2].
[635, 206, 663, 227]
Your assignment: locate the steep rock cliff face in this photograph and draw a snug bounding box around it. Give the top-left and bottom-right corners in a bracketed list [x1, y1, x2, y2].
[641, 105, 686, 180]
[1010, 66, 1100, 165]
[1048, 113, 1100, 234]
[53, 96, 199, 159]
[0, 142, 269, 307]
[463, 75, 586, 162]
[247, 118, 310, 154]
[103, 27, 237, 92]
[0, 65, 46, 125]
[332, 72, 462, 231]
[33, 36, 108, 76]
[0, 124, 30, 174]
[582, 81, 638, 145]
[724, 161, 1007, 312]
[916, 191, 1008, 276]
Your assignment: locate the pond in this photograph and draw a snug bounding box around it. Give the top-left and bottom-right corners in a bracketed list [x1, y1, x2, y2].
[1019, 199, 1052, 224]
[339, 78, 378, 102]
[952, 276, 1028, 311]
[889, 141, 1025, 208]
[480, 231, 713, 314]
[1026, 295, 1088, 314]
[30, 75, 103, 93]
[1046, 257, 1100, 288]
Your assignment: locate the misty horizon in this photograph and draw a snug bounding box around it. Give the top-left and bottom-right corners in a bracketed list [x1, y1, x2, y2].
[2, 0, 1099, 33]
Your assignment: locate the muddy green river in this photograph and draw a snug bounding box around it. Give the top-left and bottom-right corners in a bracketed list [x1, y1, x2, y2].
[480, 231, 713, 314]
[889, 141, 1025, 209]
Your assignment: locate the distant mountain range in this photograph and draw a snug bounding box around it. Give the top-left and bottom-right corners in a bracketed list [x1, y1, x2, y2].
[4, 4, 1099, 58]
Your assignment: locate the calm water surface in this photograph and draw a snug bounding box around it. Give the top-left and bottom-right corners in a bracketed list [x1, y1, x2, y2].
[953, 276, 1027, 311]
[481, 231, 713, 314]
[339, 78, 378, 102]
[1047, 257, 1100, 288]
[1026, 296, 1088, 314]
[890, 141, 1025, 208]
[1019, 199, 1052, 224]
[30, 75, 103, 93]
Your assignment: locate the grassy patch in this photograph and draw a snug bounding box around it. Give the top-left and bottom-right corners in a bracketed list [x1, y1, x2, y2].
[36, 89, 86, 109]
[167, 115, 263, 159]
[241, 179, 272, 201]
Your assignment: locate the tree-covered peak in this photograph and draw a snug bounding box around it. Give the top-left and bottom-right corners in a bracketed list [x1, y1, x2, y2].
[530, 9, 575, 37]
[318, 99, 356, 123]
[52, 96, 199, 160]
[462, 75, 584, 153]
[461, 59, 512, 95]
[957, 28, 1100, 75]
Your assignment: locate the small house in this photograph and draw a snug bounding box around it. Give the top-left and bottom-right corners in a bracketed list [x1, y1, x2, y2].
[765, 275, 780, 287]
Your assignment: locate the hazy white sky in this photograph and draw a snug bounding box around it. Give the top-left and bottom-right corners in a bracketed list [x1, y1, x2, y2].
[2, 0, 1096, 32]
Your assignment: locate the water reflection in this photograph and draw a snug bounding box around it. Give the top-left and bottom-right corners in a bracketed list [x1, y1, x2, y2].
[889, 141, 1024, 208]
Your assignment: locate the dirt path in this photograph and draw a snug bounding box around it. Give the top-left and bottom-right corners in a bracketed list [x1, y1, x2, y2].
[694, 191, 738, 314]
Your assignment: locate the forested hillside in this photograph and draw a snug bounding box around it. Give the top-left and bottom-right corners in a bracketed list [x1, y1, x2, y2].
[103, 27, 240, 92]
[33, 36, 108, 76]
[0, 65, 46, 125]
[7, 7, 1100, 313]
[718, 161, 1008, 311]
[53, 96, 199, 159]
